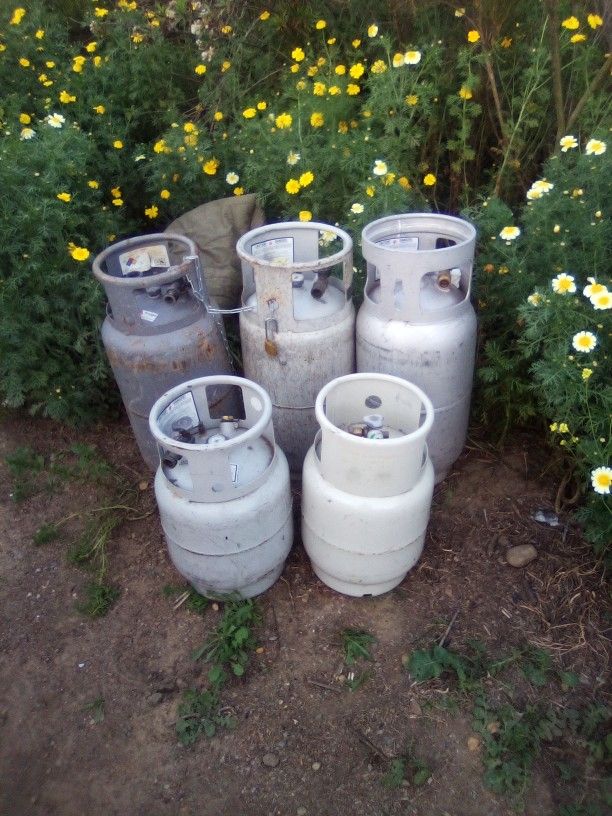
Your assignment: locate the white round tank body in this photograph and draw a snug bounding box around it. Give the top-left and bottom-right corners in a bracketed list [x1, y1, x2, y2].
[356, 306, 477, 482]
[301, 446, 435, 597]
[154, 447, 293, 599]
[240, 302, 355, 473]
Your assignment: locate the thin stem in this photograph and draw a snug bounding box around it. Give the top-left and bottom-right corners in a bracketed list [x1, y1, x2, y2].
[544, 0, 566, 144]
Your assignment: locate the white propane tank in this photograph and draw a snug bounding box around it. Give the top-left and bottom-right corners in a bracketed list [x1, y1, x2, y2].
[237, 222, 355, 474]
[356, 214, 477, 483]
[149, 375, 293, 598]
[301, 373, 435, 597]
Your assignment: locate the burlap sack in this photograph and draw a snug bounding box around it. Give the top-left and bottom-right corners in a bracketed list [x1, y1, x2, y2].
[165, 194, 265, 308]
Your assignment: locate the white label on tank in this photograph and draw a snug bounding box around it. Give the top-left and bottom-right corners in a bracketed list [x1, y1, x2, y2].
[140, 310, 158, 322]
[118, 244, 170, 276]
[159, 391, 199, 428]
[230, 463, 238, 484]
[376, 234, 419, 250]
[250, 237, 294, 266]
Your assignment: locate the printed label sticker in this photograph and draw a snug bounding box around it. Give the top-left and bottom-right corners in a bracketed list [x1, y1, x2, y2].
[119, 244, 170, 276]
[250, 236, 294, 266]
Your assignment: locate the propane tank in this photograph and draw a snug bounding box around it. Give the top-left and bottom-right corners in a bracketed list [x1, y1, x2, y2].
[149, 375, 293, 599]
[302, 373, 435, 597]
[356, 214, 477, 483]
[237, 222, 355, 474]
[93, 233, 234, 471]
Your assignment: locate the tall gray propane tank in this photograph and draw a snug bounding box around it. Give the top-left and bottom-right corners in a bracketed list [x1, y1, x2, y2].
[356, 214, 477, 483]
[237, 222, 355, 473]
[149, 375, 293, 598]
[93, 233, 233, 471]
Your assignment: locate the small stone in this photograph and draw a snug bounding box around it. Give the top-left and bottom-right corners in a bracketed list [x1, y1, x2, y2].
[467, 736, 481, 752]
[487, 721, 500, 734]
[138, 480, 149, 491]
[506, 544, 538, 568]
[211, 603, 219, 611]
[297, 809, 307, 816]
[147, 692, 163, 705]
[262, 753, 279, 768]
[311, 762, 321, 771]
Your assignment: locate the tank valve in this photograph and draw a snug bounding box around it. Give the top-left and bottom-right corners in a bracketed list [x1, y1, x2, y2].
[363, 413, 389, 439]
[219, 416, 238, 438]
[292, 273, 305, 288]
[436, 271, 452, 291]
[162, 451, 182, 469]
[310, 271, 331, 300]
[162, 280, 184, 303]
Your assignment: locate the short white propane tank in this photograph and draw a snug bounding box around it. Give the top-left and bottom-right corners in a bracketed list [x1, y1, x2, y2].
[237, 222, 355, 474]
[356, 214, 477, 483]
[149, 375, 293, 598]
[301, 373, 435, 597]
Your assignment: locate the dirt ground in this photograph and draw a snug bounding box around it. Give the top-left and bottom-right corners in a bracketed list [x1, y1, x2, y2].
[0, 410, 609, 816]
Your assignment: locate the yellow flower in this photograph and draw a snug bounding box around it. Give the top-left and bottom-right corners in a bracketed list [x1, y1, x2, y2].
[334, 64, 346, 75]
[570, 33, 586, 43]
[213, 111, 224, 121]
[559, 135, 578, 151]
[233, 187, 244, 196]
[19, 113, 31, 124]
[328, 85, 341, 95]
[398, 176, 411, 190]
[112, 198, 123, 206]
[285, 179, 300, 194]
[88, 180, 99, 189]
[315, 20, 326, 30]
[20, 127, 35, 140]
[561, 16, 580, 30]
[287, 150, 300, 165]
[549, 422, 558, 432]
[259, 11, 270, 21]
[338, 121, 349, 134]
[184, 122, 196, 133]
[243, 107, 257, 119]
[221, 25, 232, 34]
[459, 86, 472, 100]
[551, 273, 576, 294]
[467, 30, 480, 43]
[94, 7, 109, 17]
[500, 37, 512, 48]
[144, 205, 158, 219]
[221, 60, 231, 72]
[111, 187, 121, 197]
[275, 112, 293, 129]
[392, 53, 404, 67]
[59, 90, 76, 103]
[349, 62, 365, 78]
[299, 171, 314, 187]
[527, 292, 543, 306]
[113, 140, 123, 149]
[499, 225, 520, 241]
[591, 467, 612, 495]
[405, 94, 419, 106]
[310, 112, 324, 128]
[19, 58, 30, 67]
[346, 83, 360, 95]
[313, 81, 326, 96]
[93, 56, 102, 68]
[371, 60, 387, 74]
[581, 368, 593, 380]
[423, 173, 436, 186]
[404, 50, 421, 65]
[327, 37, 336, 45]
[587, 14, 603, 29]
[291, 47, 305, 62]
[373, 160, 388, 176]
[131, 32, 144, 44]
[153, 139, 167, 153]
[368, 24, 378, 37]
[10, 8, 26, 25]
[366, 185, 375, 197]
[558, 423, 569, 434]
[307, 66, 319, 77]
[585, 138, 606, 156]
[160, 189, 171, 199]
[45, 61, 55, 68]
[352, 39, 361, 48]
[383, 172, 396, 186]
[68, 245, 89, 262]
[591, 291, 612, 310]
[194, 64, 207, 75]
[351, 203, 364, 214]
[203, 158, 219, 175]
[56, 192, 71, 202]
[290, 64, 300, 74]
[85, 42, 97, 53]
[257, 101, 267, 110]
[299, 210, 312, 221]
